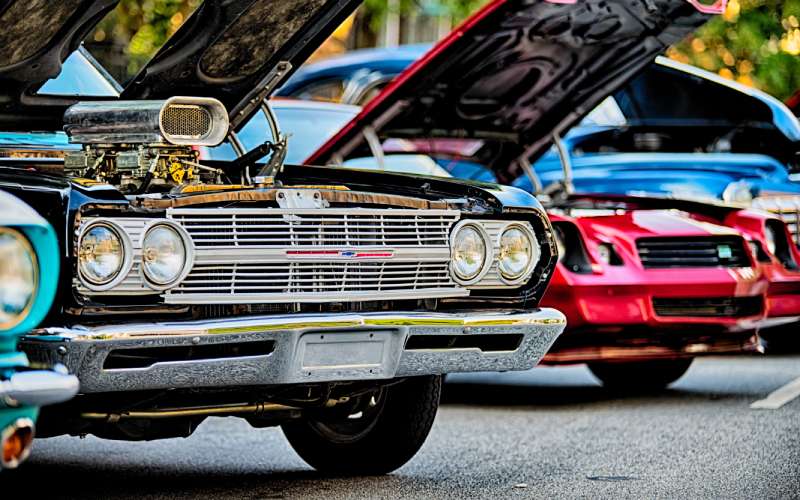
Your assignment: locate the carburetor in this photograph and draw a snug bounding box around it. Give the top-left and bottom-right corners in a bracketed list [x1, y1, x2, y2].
[62, 96, 229, 192]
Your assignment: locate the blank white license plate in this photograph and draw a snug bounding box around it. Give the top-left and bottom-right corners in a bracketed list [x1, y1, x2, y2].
[297, 331, 394, 378]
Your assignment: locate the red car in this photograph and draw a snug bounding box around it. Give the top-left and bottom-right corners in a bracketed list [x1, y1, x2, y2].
[306, 0, 770, 389]
[541, 203, 766, 388]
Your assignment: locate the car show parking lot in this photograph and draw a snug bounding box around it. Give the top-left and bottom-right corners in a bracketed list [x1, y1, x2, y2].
[9, 354, 800, 499]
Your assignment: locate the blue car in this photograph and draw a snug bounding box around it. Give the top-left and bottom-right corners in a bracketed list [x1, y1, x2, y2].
[0, 191, 78, 470]
[512, 57, 800, 244]
[277, 44, 430, 105]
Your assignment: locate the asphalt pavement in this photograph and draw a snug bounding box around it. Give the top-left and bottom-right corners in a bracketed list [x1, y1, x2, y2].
[7, 354, 800, 499]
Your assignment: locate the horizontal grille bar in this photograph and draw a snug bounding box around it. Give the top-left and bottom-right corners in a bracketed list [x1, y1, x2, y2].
[637, 236, 749, 269]
[652, 296, 762, 318]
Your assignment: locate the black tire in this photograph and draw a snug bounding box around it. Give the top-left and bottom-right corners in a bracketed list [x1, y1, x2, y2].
[282, 375, 441, 475]
[588, 358, 693, 392]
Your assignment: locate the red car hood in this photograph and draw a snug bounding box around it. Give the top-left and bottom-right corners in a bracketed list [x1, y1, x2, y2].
[573, 210, 742, 241]
[309, 0, 712, 183]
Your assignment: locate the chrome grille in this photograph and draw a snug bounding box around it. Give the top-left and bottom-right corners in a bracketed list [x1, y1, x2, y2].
[637, 236, 749, 269]
[76, 208, 467, 304]
[753, 196, 800, 247]
[169, 261, 457, 303]
[169, 208, 457, 247]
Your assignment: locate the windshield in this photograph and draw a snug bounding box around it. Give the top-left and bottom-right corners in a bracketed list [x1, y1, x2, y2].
[207, 103, 359, 165]
[38, 48, 121, 97]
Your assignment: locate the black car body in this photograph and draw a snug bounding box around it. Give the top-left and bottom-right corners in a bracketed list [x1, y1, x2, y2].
[0, 0, 573, 473]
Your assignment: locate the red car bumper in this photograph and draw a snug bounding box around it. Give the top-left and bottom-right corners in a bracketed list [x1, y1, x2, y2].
[541, 266, 766, 364]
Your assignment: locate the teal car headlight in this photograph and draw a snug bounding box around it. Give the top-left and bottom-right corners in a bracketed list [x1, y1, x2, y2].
[0, 228, 37, 331]
[0, 190, 60, 337]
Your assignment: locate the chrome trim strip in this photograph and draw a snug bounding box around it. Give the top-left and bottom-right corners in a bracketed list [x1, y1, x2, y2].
[34, 310, 566, 340]
[167, 207, 461, 217]
[164, 288, 468, 304]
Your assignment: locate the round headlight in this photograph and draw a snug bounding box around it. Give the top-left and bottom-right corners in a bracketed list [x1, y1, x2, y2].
[78, 223, 126, 287]
[764, 225, 778, 255]
[142, 224, 189, 286]
[451, 224, 488, 283]
[0, 228, 37, 330]
[498, 225, 537, 281]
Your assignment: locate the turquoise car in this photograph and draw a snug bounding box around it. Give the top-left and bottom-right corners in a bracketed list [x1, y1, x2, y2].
[0, 191, 78, 470]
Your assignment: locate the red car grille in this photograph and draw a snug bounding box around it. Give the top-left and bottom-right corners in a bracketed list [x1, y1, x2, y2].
[637, 236, 749, 269]
[652, 296, 763, 318]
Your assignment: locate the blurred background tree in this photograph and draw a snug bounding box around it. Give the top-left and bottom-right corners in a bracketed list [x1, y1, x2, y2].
[668, 0, 800, 100]
[86, 0, 201, 83]
[86, 0, 800, 101]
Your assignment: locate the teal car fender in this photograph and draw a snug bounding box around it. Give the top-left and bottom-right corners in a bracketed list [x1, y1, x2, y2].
[0, 190, 78, 470]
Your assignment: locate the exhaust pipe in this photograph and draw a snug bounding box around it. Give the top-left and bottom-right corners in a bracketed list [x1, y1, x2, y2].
[80, 398, 348, 422]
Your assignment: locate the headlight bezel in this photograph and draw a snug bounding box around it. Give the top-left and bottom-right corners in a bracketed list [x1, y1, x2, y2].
[497, 222, 540, 285]
[76, 219, 133, 291]
[0, 227, 38, 331]
[449, 221, 493, 285]
[139, 220, 194, 289]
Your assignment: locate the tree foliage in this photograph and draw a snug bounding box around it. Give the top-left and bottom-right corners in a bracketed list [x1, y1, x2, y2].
[87, 0, 201, 81]
[86, 0, 800, 100]
[669, 0, 800, 100]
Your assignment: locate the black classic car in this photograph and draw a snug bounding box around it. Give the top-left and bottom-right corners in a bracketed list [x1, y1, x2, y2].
[0, 0, 568, 474]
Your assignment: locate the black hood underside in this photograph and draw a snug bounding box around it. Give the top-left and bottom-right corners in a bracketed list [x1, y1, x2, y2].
[0, 0, 362, 129]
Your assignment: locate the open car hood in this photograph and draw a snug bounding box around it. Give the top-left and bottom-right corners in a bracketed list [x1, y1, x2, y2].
[0, 0, 362, 129]
[308, 0, 712, 183]
[0, 0, 118, 126]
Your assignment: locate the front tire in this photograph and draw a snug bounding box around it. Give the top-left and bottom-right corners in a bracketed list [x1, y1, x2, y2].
[282, 375, 441, 475]
[588, 359, 693, 392]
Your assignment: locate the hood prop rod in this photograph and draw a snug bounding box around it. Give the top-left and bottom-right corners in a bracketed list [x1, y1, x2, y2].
[553, 132, 575, 196]
[363, 126, 386, 171]
[518, 157, 543, 194]
[254, 100, 288, 184]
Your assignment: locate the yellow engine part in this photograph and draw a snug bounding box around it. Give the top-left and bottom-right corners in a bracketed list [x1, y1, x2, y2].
[168, 161, 194, 184]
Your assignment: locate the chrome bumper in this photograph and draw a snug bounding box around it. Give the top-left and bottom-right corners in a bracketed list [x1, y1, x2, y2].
[21, 310, 565, 394]
[0, 369, 79, 407]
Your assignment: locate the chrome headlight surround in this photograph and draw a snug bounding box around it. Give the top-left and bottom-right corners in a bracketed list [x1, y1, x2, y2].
[497, 222, 540, 285]
[76, 219, 132, 292]
[449, 221, 493, 285]
[139, 220, 195, 290]
[0, 227, 38, 331]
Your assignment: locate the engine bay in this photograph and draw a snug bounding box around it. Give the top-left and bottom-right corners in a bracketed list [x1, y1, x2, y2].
[61, 97, 259, 194]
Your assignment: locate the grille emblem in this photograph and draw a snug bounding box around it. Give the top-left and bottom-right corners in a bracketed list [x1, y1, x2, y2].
[286, 250, 395, 260]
